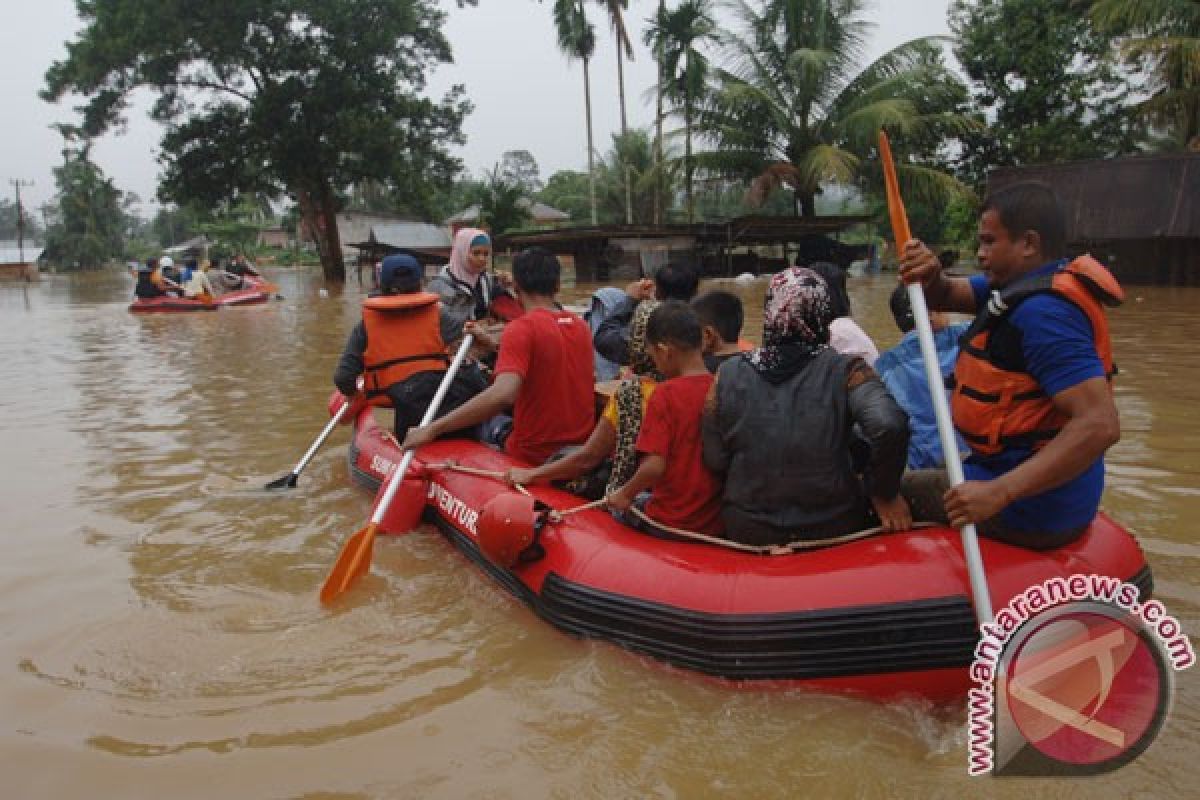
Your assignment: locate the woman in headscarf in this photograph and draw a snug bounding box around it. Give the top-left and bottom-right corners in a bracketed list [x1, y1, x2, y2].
[807, 261, 880, 366]
[505, 300, 662, 500]
[427, 227, 508, 349]
[701, 267, 910, 545]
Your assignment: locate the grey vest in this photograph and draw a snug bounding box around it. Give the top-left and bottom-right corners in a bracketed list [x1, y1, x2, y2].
[702, 348, 867, 543]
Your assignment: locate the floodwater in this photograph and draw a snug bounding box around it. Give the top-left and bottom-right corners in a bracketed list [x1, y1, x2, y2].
[0, 267, 1196, 798]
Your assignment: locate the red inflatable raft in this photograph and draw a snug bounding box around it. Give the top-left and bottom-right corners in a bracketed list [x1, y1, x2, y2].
[128, 295, 218, 313]
[215, 275, 271, 307]
[341, 405, 1152, 702]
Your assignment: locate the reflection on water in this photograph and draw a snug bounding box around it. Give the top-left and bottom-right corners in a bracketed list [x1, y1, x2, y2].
[0, 269, 1196, 797]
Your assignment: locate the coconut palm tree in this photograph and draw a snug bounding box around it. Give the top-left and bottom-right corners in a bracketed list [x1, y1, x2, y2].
[647, 0, 718, 222]
[1091, 0, 1200, 150]
[644, 0, 670, 224]
[544, 0, 600, 223]
[695, 0, 977, 217]
[595, 1, 636, 134]
[595, 128, 679, 223]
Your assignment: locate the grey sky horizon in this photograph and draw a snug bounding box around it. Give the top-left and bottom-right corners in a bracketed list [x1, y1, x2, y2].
[1, 0, 952, 218]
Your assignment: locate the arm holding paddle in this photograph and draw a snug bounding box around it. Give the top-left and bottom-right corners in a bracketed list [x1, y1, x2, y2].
[401, 370, 520, 451]
[897, 241, 977, 314]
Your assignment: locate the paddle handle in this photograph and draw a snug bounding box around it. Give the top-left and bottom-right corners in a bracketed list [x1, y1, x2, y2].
[879, 131, 993, 624]
[369, 334, 475, 526]
[291, 403, 349, 477]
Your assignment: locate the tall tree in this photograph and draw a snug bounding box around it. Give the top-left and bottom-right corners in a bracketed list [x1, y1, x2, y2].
[696, 0, 976, 217]
[652, 0, 718, 222]
[537, 170, 594, 223]
[1091, 0, 1200, 150]
[595, 1, 636, 134]
[42, 136, 129, 270]
[950, 0, 1142, 183]
[594, 128, 677, 223]
[644, 0, 671, 223]
[42, 0, 474, 282]
[545, 0, 600, 223]
[498, 150, 545, 193]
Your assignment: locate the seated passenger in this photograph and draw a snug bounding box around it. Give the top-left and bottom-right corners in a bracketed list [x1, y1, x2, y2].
[133, 259, 168, 299]
[402, 247, 594, 465]
[333, 254, 486, 437]
[427, 228, 513, 354]
[585, 286, 632, 380]
[875, 284, 968, 469]
[607, 302, 724, 537]
[593, 261, 700, 368]
[155, 256, 183, 295]
[808, 261, 880, 366]
[692, 289, 747, 372]
[702, 267, 911, 545]
[182, 259, 215, 302]
[505, 300, 662, 499]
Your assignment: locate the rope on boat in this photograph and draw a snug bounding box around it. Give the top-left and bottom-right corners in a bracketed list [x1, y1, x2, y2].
[420, 458, 932, 555]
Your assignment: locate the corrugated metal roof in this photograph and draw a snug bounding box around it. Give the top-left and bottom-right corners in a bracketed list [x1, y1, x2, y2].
[369, 222, 451, 250]
[0, 243, 43, 265]
[446, 199, 570, 225]
[988, 152, 1200, 242]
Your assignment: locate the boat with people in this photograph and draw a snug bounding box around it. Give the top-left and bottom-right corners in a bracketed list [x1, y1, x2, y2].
[128, 275, 272, 312]
[214, 275, 272, 306]
[335, 398, 1152, 704]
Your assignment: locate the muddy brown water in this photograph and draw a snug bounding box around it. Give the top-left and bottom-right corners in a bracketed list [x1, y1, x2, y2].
[1, 268, 1196, 798]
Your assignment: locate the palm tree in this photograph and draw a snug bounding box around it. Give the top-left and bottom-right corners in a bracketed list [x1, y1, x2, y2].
[644, 1, 670, 224]
[695, 0, 977, 217]
[1091, 0, 1200, 150]
[649, 0, 718, 222]
[595, 128, 678, 223]
[545, 0, 600, 223]
[595, 1, 636, 134]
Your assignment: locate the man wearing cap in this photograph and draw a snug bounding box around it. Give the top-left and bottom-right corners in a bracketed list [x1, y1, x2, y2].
[333, 254, 486, 437]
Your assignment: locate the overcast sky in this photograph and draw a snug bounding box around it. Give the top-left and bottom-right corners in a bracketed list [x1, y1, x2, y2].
[1, 0, 952, 217]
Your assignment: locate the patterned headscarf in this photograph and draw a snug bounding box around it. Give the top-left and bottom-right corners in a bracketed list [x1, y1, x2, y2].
[448, 227, 490, 286]
[627, 299, 660, 377]
[744, 267, 834, 384]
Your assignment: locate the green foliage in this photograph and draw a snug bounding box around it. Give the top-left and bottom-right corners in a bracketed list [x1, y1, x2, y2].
[950, 0, 1145, 188]
[477, 166, 533, 235]
[538, 170, 594, 224]
[1090, 0, 1200, 150]
[498, 150, 544, 194]
[42, 141, 129, 270]
[42, 1, 474, 281]
[0, 198, 43, 243]
[594, 128, 678, 224]
[696, 0, 976, 217]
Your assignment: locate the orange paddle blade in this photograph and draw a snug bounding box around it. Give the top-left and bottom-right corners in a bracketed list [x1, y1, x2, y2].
[319, 522, 379, 605]
[878, 131, 912, 251]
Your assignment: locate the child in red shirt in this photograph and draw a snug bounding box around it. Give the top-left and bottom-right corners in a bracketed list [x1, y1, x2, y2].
[608, 301, 724, 537]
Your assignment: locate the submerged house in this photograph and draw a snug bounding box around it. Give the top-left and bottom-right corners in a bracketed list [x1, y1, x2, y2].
[987, 152, 1200, 285]
[0, 240, 42, 281]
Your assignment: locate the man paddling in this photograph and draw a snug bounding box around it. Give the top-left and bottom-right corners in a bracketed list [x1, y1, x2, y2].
[899, 181, 1123, 549]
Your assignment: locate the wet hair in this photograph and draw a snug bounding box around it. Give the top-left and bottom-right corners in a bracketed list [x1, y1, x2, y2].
[889, 283, 916, 334]
[981, 181, 1067, 259]
[807, 262, 851, 318]
[691, 290, 744, 343]
[646, 300, 702, 350]
[512, 247, 560, 295]
[654, 262, 700, 302]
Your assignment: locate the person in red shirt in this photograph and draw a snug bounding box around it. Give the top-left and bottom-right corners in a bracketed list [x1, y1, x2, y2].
[607, 302, 724, 537]
[401, 247, 594, 464]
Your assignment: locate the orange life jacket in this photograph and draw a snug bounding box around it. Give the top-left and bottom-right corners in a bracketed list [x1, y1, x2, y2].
[362, 292, 449, 407]
[951, 255, 1122, 457]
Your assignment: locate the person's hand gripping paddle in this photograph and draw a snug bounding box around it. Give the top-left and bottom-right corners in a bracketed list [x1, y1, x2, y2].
[879, 130, 993, 625]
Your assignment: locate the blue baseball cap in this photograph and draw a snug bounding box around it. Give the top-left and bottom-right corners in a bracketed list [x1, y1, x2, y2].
[379, 254, 423, 293]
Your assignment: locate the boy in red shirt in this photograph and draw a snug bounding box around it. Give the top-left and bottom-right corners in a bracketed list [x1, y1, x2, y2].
[608, 302, 724, 537]
[401, 247, 594, 464]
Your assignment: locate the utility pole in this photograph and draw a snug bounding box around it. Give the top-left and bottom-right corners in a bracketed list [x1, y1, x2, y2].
[10, 179, 34, 263]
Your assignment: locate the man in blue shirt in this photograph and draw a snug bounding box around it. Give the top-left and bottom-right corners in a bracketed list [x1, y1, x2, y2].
[897, 181, 1121, 548]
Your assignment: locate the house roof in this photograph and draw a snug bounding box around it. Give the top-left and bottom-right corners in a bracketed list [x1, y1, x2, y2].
[446, 199, 570, 225]
[0, 241, 44, 264]
[988, 152, 1200, 241]
[368, 221, 451, 251]
[164, 235, 211, 254]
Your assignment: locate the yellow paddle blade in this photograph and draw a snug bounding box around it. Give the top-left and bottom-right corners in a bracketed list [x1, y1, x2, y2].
[878, 131, 912, 251]
[319, 522, 379, 605]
